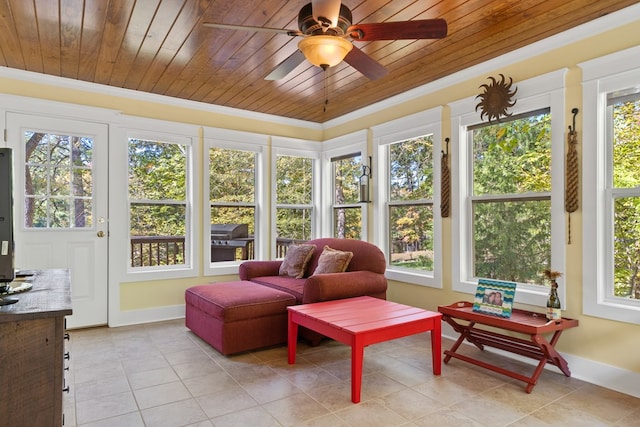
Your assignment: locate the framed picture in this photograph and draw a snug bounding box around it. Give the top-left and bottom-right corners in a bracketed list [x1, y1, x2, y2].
[472, 279, 517, 318]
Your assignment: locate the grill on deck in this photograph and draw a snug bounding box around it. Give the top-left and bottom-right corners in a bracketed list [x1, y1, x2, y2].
[210, 224, 253, 262]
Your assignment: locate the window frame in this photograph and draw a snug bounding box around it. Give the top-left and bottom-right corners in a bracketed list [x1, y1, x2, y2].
[321, 131, 369, 240]
[580, 45, 640, 324]
[372, 108, 442, 287]
[271, 137, 321, 258]
[121, 121, 199, 281]
[451, 70, 567, 306]
[203, 128, 268, 276]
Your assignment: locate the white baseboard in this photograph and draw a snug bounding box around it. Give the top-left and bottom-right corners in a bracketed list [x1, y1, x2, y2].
[108, 305, 185, 328]
[441, 323, 640, 398]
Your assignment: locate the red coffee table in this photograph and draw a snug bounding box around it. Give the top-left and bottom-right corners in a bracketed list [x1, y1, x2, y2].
[287, 296, 442, 403]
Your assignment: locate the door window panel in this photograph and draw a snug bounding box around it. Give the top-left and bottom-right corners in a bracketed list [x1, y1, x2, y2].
[23, 131, 94, 228]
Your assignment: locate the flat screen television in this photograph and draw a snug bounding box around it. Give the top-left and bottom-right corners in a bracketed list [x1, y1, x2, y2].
[0, 147, 15, 284]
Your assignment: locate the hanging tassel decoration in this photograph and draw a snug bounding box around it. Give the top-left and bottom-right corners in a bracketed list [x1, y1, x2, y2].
[565, 108, 579, 244]
[441, 138, 450, 218]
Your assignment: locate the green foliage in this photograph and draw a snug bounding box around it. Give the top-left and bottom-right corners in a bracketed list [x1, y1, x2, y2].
[612, 97, 640, 298]
[128, 139, 187, 237]
[334, 207, 361, 239]
[277, 156, 312, 204]
[24, 131, 94, 228]
[388, 136, 434, 271]
[471, 112, 551, 283]
[276, 156, 313, 240]
[208, 148, 256, 248]
[390, 136, 434, 200]
[334, 155, 361, 204]
[209, 148, 255, 203]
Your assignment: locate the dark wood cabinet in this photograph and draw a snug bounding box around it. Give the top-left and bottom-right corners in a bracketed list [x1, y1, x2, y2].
[0, 270, 72, 426]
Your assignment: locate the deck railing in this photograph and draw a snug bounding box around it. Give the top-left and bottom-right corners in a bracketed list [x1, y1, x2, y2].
[130, 236, 186, 267]
[130, 236, 308, 267]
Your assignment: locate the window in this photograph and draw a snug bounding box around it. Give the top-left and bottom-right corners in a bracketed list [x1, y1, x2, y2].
[23, 131, 94, 228]
[275, 154, 314, 255]
[609, 90, 640, 301]
[388, 136, 435, 272]
[208, 147, 257, 263]
[451, 70, 566, 305]
[469, 109, 551, 283]
[332, 153, 363, 239]
[128, 138, 189, 269]
[373, 108, 442, 287]
[581, 45, 640, 323]
[321, 132, 367, 240]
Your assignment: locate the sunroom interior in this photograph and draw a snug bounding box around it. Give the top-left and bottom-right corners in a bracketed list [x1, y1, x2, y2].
[1, 0, 640, 405]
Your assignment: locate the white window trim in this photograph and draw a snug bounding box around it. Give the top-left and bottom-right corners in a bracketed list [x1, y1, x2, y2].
[119, 118, 200, 282]
[271, 137, 321, 258]
[371, 107, 443, 287]
[450, 69, 567, 307]
[580, 45, 640, 324]
[203, 127, 269, 276]
[322, 131, 369, 240]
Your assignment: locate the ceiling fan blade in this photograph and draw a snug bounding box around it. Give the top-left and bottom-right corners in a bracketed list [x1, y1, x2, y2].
[343, 46, 388, 80]
[312, 0, 342, 28]
[265, 50, 307, 80]
[348, 19, 447, 41]
[203, 22, 302, 37]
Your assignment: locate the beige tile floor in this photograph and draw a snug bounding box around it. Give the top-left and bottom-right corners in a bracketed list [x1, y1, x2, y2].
[64, 319, 640, 427]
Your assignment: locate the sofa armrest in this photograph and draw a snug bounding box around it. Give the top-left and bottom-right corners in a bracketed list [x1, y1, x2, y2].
[239, 260, 282, 280]
[302, 271, 388, 304]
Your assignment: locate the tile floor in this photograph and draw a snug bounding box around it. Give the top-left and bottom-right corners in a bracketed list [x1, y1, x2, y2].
[64, 319, 640, 426]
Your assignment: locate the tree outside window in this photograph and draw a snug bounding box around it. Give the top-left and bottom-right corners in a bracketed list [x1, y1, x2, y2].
[209, 147, 256, 262]
[470, 110, 551, 284]
[276, 155, 313, 252]
[24, 131, 94, 228]
[388, 136, 434, 271]
[610, 91, 640, 300]
[332, 154, 362, 239]
[128, 138, 187, 268]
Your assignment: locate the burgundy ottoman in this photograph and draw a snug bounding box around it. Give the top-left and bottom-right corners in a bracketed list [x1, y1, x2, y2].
[185, 281, 296, 355]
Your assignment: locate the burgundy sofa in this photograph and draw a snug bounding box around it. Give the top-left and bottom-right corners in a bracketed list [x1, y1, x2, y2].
[239, 237, 388, 346]
[186, 238, 388, 354]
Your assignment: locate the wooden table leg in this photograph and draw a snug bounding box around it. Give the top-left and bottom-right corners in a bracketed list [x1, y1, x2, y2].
[351, 336, 364, 403]
[287, 311, 298, 365]
[442, 317, 478, 363]
[532, 331, 571, 376]
[431, 318, 442, 375]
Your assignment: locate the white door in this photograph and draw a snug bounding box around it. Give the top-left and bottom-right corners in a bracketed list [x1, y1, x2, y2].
[6, 113, 108, 328]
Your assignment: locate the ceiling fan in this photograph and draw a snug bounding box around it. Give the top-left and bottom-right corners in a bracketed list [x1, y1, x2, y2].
[203, 0, 447, 81]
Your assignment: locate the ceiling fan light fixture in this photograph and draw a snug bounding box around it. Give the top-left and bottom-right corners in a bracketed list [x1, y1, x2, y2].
[298, 35, 353, 68]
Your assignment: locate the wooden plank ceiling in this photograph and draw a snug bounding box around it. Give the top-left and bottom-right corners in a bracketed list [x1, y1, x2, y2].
[0, 0, 635, 123]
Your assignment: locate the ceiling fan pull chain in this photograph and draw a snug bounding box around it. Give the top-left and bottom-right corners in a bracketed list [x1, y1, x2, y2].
[323, 68, 329, 112]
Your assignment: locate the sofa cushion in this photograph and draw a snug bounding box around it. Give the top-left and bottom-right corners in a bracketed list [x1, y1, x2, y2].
[279, 243, 316, 278]
[304, 238, 387, 275]
[313, 245, 354, 275]
[184, 281, 296, 322]
[248, 276, 306, 303]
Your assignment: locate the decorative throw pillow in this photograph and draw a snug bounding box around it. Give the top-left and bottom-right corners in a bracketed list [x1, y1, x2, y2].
[279, 244, 316, 278]
[313, 245, 354, 275]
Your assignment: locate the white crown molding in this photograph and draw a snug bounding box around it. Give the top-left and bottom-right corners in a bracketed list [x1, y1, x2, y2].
[0, 66, 322, 131]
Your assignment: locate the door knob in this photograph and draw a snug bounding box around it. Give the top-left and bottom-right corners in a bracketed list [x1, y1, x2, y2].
[97, 231, 105, 238]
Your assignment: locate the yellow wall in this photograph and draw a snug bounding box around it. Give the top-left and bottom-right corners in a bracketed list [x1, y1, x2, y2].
[2, 13, 639, 376]
[377, 21, 640, 375]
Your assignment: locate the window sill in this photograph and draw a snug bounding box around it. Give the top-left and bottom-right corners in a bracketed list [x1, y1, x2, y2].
[385, 268, 441, 288]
